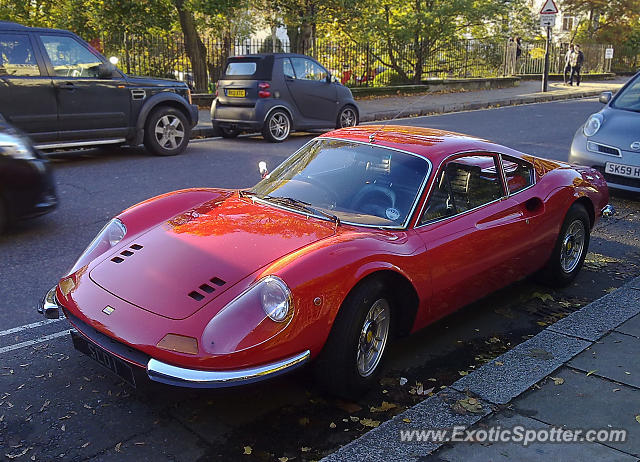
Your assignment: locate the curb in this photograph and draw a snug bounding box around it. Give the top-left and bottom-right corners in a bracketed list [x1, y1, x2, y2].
[190, 89, 608, 139]
[321, 276, 640, 462]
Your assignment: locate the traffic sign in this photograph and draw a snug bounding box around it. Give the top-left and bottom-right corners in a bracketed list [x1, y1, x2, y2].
[540, 14, 556, 27]
[539, 0, 559, 14]
[605, 48, 614, 59]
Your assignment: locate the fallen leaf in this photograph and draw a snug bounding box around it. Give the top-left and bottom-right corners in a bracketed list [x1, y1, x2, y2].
[335, 400, 362, 413]
[402, 418, 411, 423]
[115, 443, 122, 453]
[550, 377, 564, 385]
[636, 415, 640, 424]
[243, 446, 252, 455]
[458, 371, 468, 376]
[604, 287, 616, 294]
[278, 458, 289, 462]
[495, 361, 504, 366]
[329, 422, 336, 429]
[298, 417, 310, 426]
[5, 447, 30, 459]
[81, 442, 90, 448]
[625, 372, 631, 375]
[360, 418, 381, 428]
[427, 378, 437, 382]
[453, 397, 484, 414]
[61, 425, 65, 431]
[488, 337, 501, 343]
[532, 292, 554, 303]
[612, 388, 621, 392]
[38, 400, 50, 413]
[349, 416, 359, 422]
[370, 401, 397, 413]
[586, 370, 597, 376]
[301, 447, 311, 452]
[399, 377, 408, 386]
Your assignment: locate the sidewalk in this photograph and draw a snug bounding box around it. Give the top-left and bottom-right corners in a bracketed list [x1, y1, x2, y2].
[321, 276, 640, 462]
[193, 78, 630, 138]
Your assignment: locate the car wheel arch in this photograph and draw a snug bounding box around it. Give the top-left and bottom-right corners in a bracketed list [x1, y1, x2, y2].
[339, 268, 419, 339]
[573, 196, 595, 229]
[263, 105, 294, 126]
[134, 94, 192, 144]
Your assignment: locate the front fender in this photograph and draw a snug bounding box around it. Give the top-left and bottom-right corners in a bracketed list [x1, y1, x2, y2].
[133, 92, 198, 144]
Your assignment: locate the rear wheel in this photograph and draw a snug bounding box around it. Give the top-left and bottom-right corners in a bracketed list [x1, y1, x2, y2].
[315, 278, 393, 399]
[538, 203, 590, 287]
[336, 105, 358, 129]
[262, 110, 291, 142]
[144, 107, 190, 156]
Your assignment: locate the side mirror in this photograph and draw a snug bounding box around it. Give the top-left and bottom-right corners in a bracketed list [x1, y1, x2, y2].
[599, 91, 612, 104]
[98, 62, 117, 79]
[258, 161, 269, 179]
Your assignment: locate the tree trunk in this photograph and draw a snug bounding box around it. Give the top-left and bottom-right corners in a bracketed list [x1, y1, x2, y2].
[173, 0, 208, 92]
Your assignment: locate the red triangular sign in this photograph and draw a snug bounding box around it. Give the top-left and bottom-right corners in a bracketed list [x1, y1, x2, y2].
[540, 0, 559, 14]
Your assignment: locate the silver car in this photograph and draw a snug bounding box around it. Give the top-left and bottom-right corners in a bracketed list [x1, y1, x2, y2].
[569, 72, 640, 193]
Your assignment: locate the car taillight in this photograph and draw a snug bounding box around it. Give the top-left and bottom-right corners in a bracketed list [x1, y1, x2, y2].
[258, 82, 271, 98]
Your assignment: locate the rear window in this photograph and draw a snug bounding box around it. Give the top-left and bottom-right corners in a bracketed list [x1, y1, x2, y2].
[225, 61, 257, 76]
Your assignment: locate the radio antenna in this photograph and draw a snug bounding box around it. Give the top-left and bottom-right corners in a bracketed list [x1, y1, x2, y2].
[368, 89, 437, 143]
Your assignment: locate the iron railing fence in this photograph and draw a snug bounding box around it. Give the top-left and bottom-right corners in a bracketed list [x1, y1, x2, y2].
[93, 34, 622, 91]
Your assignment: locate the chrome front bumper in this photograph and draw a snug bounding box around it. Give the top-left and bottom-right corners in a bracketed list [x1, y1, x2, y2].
[147, 350, 311, 388]
[39, 286, 310, 388]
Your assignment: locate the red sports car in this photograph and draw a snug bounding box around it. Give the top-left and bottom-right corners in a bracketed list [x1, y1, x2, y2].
[40, 125, 613, 397]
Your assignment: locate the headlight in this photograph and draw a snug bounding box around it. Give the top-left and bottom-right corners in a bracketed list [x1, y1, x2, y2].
[67, 218, 126, 274]
[201, 276, 293, 355]
[583, 113, 603, 137]
[0, 132, 36, 160]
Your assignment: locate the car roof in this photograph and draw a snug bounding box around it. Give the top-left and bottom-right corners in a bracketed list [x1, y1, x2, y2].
[320, 125, 528, 165]
[0, 21, 73, 34]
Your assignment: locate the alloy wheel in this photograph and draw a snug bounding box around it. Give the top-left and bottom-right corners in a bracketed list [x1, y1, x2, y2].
[340, 108, 357, 128]
[356, 298, 390, 377]
[560, 219, 586, 273]
[269, 112, 290, 141]
[154, 115, 185, 150]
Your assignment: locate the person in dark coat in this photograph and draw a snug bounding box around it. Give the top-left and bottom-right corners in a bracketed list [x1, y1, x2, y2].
[568, 44, 584, 86]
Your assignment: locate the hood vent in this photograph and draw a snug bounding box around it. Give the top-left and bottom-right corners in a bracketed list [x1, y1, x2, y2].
[110, 244, 144, 264]
[188, 277, 227, 301]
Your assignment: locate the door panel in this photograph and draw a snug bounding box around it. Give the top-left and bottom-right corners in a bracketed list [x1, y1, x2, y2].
[38, 34, 130, 140]
[0, 33, 57, 141]
[286, 57, 337, 122]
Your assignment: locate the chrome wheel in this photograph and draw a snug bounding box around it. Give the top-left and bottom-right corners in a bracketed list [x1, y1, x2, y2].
[560, 219, 586, 273]
[357, 298, 390, 377]
[339, 107, 357, 128]
[268, 112, 290, 141]
[154, 114, 185, 150]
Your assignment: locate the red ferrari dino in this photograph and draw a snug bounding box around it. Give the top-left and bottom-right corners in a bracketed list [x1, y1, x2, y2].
[40, 125, 612, 397]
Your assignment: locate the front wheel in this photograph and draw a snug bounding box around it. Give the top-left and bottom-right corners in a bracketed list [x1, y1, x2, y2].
[262, 110, 291, 142]
[144, 107, 190, 156]
[538, 203, 590, 287]
[336, 105, 359, 129]
[314, 278, 393, 398]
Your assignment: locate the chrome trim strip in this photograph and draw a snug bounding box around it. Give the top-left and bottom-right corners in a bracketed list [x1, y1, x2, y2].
[414, 150, 536, 229]
[34, 138, 126, 150]
[146, 350, 311, 388]
[586, 140, 622, 158]
[254, 136, 432, 230]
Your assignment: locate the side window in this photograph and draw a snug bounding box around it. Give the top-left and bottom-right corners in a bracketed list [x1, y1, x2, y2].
[501, 155, 534, 194]
[39, 35, 103, 78]
[0, 34, 40, 77]
[283, 58, 295, 79]
[421, 155, 504, 224]
[290, 57, 327, 81]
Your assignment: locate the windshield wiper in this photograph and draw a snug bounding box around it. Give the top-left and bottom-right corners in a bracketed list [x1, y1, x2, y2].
[263, 196, 340, 225]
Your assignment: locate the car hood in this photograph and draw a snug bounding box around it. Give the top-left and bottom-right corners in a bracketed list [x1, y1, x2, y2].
[597, 108, 640, 151]
[89, 196, 336, 320]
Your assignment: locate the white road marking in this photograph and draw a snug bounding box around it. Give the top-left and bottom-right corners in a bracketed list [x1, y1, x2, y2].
[0, 329, 71, 354]
[0, 318, 63, 337]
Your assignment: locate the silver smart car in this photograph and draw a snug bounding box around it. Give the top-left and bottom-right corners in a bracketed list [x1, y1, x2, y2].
[569, 72, 640, 193]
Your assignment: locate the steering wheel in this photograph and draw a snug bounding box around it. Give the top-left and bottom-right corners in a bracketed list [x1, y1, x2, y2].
[350, 184, 398, 220]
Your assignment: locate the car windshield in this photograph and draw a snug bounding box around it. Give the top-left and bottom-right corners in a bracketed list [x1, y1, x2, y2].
[250, 138, 430, 227]
[612, 75, 640, 112]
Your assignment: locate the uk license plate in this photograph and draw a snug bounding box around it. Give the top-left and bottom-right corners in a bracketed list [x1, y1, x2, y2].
[605, 162, 640, 179]
[71, 331, 136, 386]
[226, 89, 246, 97]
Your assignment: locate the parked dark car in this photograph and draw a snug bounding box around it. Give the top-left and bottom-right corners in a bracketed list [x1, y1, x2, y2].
[0, 21, 198, 156]
[0, 115, 57, 233]
[211, 53, 359, 142]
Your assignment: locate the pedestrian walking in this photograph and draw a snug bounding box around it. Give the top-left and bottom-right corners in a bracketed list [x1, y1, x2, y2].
[515, 37, 523, 73]
[563, 44, 574, 84]
[568, 44, 584, 86]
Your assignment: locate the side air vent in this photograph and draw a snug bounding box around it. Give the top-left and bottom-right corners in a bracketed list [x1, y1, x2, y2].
[111, 243, 144, 263]
[188, 291, 205, 301]
[131, 89, 146, 100]
[199, 284, 215, 293]
[121, 250, 134, 257]
[130, 244, 143, 250]
[111, 257, 124, 263]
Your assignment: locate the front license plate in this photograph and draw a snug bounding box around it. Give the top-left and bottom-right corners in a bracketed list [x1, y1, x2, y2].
[605, 162, 640, 179]
[71, 331, 136, 386]
[226, 89, 246, 97]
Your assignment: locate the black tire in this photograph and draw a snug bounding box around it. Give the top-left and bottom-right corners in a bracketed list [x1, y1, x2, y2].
[336, 105, 359, 129]
[314, 278, 394, 399]
[143, 107, 190, 156]
[219, 127, 240, 138]
[262, 110, 291, 143]
[538, 203, 590, 287]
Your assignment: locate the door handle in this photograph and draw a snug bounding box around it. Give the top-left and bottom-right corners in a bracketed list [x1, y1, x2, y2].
[55, 82, 75, 90]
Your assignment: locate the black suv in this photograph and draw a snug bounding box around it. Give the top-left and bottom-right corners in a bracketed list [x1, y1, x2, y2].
[0, 22, 198, 156]
[211, 53, 359, 142]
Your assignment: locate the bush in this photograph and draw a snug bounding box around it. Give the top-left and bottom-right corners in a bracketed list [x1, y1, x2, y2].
[372, 69, 411, 87]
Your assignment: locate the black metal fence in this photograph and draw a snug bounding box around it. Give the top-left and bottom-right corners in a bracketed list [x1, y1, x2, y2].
[93, 34, 625, 91]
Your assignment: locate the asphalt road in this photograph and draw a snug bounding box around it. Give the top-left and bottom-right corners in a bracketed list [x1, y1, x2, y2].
[1, 98, 638, 461]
